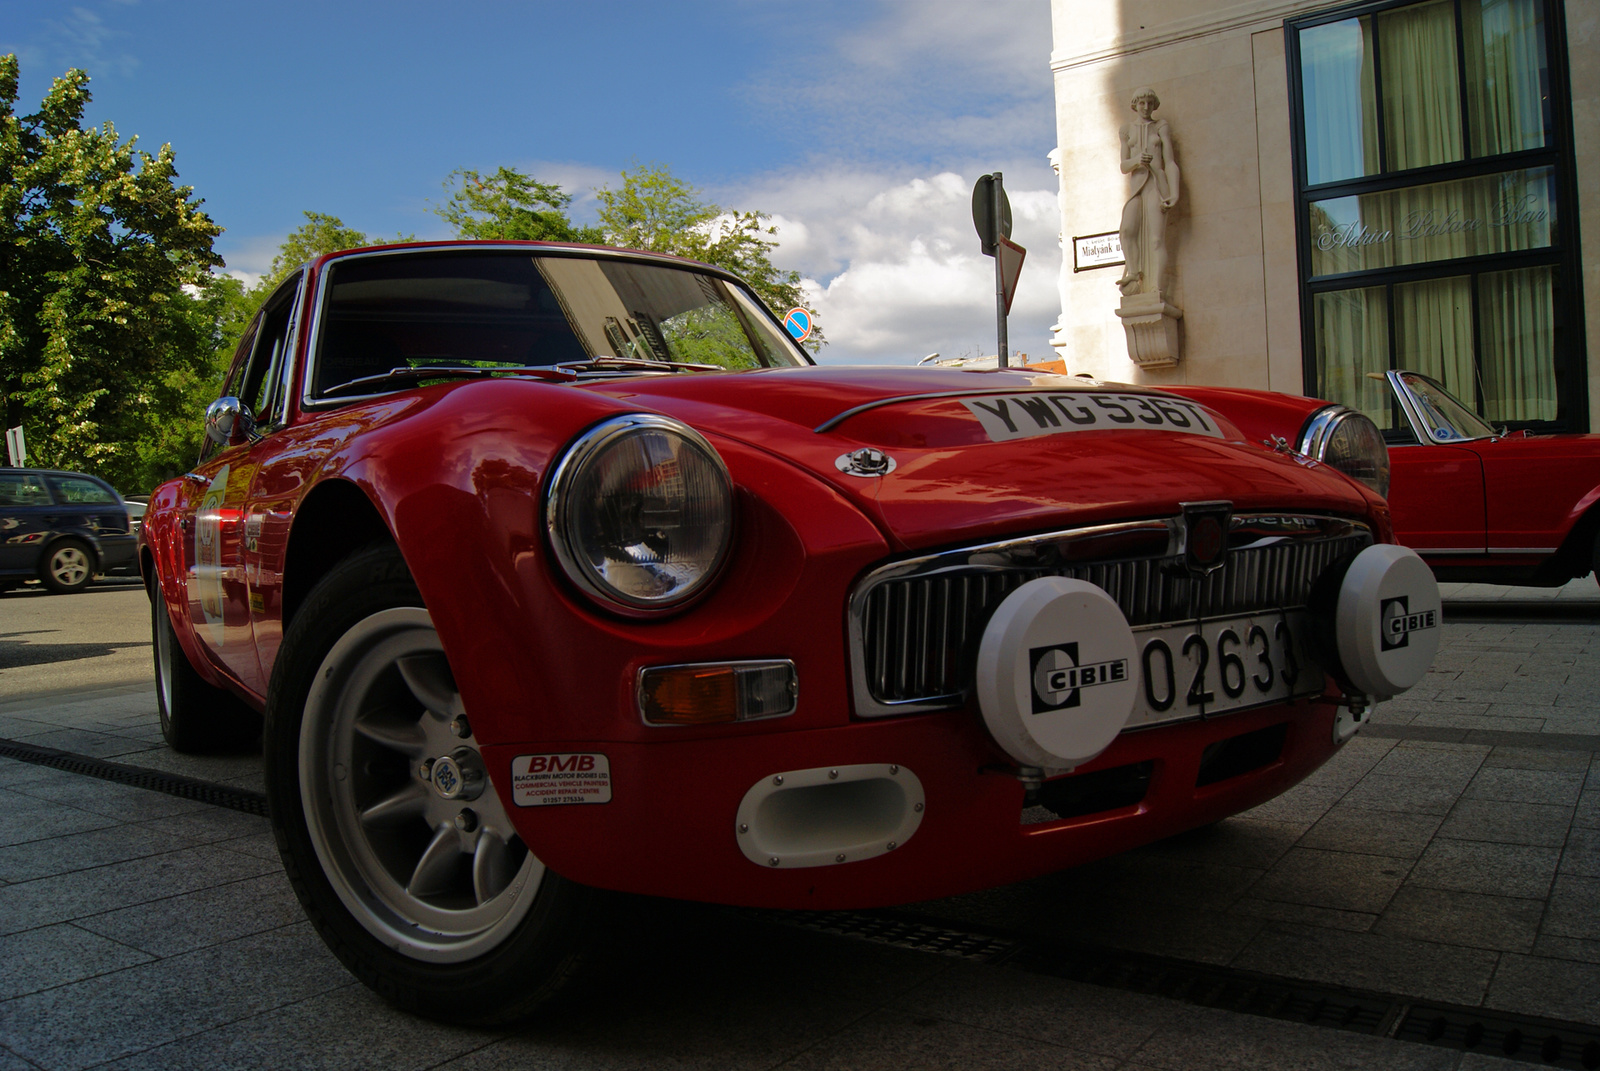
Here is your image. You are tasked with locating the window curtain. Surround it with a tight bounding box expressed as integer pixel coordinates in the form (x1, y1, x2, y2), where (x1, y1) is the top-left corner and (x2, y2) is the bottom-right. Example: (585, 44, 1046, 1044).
(1314, 287, 1393, 427)
(1395, 276, 1476, 407)
(1300, 18, 1379, 185)
(1479, 265, 1557, 421)
(1463, 0, 1549, 156)
(1378, 0, 1463, 170)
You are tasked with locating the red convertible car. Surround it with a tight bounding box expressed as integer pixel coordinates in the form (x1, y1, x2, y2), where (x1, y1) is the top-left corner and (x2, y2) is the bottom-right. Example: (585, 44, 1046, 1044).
(1177, 371, 1600, 588)
(141, 242, 1439, 1023)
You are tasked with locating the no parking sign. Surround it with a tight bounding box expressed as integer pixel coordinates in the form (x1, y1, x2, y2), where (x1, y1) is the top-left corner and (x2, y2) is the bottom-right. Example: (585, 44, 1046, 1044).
(783, 307, 813, 344)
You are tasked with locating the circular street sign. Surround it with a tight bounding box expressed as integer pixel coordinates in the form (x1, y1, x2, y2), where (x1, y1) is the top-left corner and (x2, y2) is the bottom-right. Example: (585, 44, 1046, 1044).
(783, 307, 813, 343)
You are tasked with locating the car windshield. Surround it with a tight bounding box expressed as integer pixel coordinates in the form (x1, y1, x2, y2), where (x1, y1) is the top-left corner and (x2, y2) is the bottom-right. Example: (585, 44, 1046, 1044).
(1399, 372, 1497, 442)
(310, 250, 808, 398)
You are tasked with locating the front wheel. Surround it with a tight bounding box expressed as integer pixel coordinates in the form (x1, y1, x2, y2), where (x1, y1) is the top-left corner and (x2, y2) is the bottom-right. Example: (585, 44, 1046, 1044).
(40, 538, 94, 594)
(264, 543, 599, 1025)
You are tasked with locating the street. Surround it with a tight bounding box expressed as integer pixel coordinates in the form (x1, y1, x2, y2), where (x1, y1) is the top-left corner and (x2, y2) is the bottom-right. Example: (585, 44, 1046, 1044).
(0, 579, 1597, 1070)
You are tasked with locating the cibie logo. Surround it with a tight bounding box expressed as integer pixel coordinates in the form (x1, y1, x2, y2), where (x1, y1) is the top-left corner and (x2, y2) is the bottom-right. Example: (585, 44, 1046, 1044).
(1030, 643, 1129, 714)
(1380, 596, 1438, 651)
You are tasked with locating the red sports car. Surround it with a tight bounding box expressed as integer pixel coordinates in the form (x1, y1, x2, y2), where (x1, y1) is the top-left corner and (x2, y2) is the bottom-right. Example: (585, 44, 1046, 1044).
(1176, 371, 1600, 587)
(140, 242, 1439, 1023)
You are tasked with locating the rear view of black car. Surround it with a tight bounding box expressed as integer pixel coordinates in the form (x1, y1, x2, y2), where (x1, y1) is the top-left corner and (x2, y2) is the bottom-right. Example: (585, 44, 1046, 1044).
(0, 468, 136, 594)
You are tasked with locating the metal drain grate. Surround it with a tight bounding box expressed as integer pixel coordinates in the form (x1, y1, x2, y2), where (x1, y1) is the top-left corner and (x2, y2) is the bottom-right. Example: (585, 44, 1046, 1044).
(0, 738, 269, 817)
(766, 909, 1600, 1069)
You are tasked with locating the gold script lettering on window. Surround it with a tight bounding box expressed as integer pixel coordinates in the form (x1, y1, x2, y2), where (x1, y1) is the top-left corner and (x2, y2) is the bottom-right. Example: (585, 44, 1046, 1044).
(1309, 167, 1555, 277)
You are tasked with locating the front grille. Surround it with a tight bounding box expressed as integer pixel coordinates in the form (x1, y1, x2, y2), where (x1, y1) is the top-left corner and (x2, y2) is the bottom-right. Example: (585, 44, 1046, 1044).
(848, 513, 1371, 717)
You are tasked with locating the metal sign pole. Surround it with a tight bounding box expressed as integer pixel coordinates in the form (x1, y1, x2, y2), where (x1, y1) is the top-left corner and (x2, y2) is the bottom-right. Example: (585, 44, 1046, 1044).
(993, 173, 1008, 369)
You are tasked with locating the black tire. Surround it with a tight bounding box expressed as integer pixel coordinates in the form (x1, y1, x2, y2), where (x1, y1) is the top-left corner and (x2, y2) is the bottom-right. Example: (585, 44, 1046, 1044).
(152, 590, 263, 753)
(264, 542, 600, 1025)
(39, 538, 94, 594)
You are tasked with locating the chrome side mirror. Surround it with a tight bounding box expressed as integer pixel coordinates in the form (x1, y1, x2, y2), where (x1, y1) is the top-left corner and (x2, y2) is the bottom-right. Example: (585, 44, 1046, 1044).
(205, 397, 256, 446)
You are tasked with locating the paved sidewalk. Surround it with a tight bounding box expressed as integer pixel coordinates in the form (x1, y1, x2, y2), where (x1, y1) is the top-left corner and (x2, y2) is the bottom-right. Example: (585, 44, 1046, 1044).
(0, 610, 1597, 1068)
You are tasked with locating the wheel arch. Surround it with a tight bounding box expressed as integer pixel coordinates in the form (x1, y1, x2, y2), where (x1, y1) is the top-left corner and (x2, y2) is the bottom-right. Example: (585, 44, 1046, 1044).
(1542, 485, 1600, 583)
(282, 478, 396, 629)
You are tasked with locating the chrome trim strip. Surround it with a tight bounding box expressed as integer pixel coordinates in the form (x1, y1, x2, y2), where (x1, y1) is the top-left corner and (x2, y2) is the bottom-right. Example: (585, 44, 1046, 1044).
(1413, 547, 1556, 556)
(1386, 369, 1493, 446)
(1296, 405, 1347, 460)
(846, 512, 1372, 719)
(298, 244, 809, 411)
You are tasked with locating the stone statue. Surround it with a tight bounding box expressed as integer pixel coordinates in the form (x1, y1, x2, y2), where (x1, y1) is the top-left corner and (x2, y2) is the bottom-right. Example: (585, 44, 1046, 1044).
(1116, 87, 1180, 298)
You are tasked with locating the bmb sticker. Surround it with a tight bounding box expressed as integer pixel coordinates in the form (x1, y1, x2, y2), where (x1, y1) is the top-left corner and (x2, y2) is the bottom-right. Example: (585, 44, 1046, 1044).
(1030, 643, 1129, 714)
(510, 753, 612, 806)
(1381, 596, 1438, 651)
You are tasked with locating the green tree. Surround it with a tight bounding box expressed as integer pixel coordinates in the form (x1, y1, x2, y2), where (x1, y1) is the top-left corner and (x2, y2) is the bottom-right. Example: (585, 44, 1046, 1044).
(594, 163, 822, 350)
(262, 211, 372, 289)
(434, 166, 602, 243)
(0, 55, 224, 491)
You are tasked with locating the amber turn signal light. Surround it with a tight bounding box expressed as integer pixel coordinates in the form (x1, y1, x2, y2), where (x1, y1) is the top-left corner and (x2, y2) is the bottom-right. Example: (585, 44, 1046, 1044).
(638, 661, 797, 726)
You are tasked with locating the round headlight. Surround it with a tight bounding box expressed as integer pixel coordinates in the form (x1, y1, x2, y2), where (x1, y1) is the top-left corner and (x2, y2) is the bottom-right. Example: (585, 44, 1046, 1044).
(1299, 406, 1390, 498)
(546, 414, 734, 614)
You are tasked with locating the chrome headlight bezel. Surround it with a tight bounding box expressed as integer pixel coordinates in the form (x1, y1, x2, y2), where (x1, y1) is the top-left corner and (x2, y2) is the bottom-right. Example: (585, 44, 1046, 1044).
(1298, 406, 1391, 498)
(545, 413, 734, 617)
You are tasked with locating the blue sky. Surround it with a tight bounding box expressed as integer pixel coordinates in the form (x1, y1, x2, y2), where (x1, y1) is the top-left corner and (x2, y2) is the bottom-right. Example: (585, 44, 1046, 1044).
(4, 0, 1063, 364)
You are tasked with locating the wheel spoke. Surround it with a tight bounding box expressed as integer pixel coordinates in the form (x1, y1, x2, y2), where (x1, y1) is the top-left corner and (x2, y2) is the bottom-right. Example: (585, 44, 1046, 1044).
(406, 824, 462, 898)
(396, 654, 465, 719)
(352, 717, 427, 757)
(472, 831, 514, 904)
(358, 783, 427, 827)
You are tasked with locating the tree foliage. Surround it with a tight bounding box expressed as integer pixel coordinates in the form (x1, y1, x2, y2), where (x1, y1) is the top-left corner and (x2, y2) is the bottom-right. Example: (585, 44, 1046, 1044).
(0, 54, 226, 492)
(595, 163, 821, 350)
(262, 211, 372, 289)
(434, 167, 602, 243)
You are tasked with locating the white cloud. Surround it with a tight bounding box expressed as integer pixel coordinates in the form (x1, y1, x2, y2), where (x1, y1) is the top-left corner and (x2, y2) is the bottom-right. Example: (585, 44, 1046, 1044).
(735, 167, 1064, 366)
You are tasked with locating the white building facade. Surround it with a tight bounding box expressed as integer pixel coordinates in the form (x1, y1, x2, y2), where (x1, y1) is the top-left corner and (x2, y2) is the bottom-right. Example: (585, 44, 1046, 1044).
(1049, 0, 1598, 433)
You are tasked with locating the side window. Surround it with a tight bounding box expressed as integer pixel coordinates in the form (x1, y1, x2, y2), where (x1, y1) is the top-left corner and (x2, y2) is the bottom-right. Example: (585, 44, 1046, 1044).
(48, 477, 117, 505)
(0, 472, 51, 506)
(236, 276, 303, 426)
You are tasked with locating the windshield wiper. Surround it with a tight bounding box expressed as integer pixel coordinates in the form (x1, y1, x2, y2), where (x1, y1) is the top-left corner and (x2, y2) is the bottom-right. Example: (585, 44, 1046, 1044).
(554, 355, 725, 376)
(319, 365, 573, 398)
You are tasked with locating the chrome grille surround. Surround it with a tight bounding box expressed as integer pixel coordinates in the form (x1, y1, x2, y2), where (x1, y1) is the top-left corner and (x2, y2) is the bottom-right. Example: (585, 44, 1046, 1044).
(848, 512, 1372, 718)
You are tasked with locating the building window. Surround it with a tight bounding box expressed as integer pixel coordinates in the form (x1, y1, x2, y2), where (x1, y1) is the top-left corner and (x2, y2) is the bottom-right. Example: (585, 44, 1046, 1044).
(1289, 0, 1581, 434)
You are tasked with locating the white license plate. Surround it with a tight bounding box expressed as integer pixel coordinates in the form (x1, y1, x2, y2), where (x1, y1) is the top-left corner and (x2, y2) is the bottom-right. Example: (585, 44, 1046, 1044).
(1125, 611, 1322, 728)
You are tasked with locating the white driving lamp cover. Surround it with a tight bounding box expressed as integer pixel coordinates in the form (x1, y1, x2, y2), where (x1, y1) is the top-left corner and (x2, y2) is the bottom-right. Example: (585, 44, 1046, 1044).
(976, 577, 1140, 769)
(1335, 543, 1441, 698)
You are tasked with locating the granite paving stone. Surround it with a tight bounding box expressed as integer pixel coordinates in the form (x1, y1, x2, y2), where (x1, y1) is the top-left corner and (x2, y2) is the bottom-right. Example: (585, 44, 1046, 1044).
(1227, 897, 1378, 932)
(1407, 839, 1561, 899)
(1435, 798, 1575, 847)
(1238, 783, 1346, 824)
(0, 821, 204, 884)
(0, 923, 154, 1001)
(1372, 885, 1543, 952)
(1562, 825, 1600, 876)
(1230, 924, 1499, 1006)
(0, 844, 281, 936)
(1541, 874, 1600, 941)
(1532, 934, 1600, 965)
(1482, 746, 1594, 771)
(0, 924, 352, 1071)
(0, 787, 120, 847)
(76, 871, 307, 956)
(1298, 804, 1444, 859)
(1337, 773, 1469, 816)
(767, 1007, 1123, 1071)
(98, 983, 502, 1071)
(1464, 766, 1587, 806)
(1484, 953, 1600, 1027)
(1246, 847, 1410, 914)
(11, 776, 213, 823)
(1370, 744, 1485, 786)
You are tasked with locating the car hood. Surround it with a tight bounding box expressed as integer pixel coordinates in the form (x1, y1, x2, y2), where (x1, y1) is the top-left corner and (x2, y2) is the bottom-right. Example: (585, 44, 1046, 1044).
(582, 366, 1376, 552)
